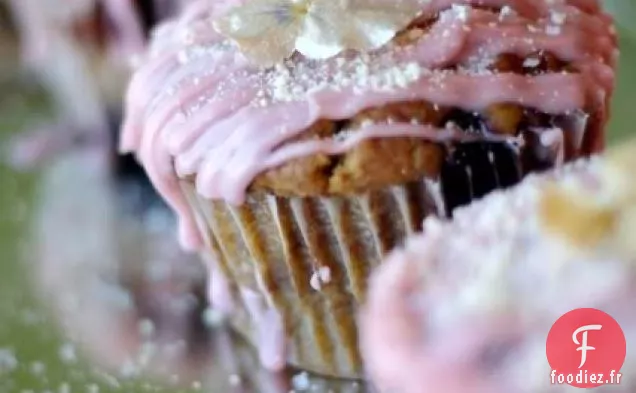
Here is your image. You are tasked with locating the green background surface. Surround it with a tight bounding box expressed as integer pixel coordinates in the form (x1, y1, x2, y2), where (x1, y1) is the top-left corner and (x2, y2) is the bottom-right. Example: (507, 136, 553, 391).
(0, 21, 635, 393)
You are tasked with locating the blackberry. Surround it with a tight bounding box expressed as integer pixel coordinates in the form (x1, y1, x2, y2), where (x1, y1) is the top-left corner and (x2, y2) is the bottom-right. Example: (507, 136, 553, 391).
(441, 142, 521, 216)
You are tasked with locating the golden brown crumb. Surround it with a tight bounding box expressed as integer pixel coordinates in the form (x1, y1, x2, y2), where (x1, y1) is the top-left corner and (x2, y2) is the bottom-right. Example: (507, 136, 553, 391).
(489, 54, 525, 73)
(246, 94, 581, 196)
(251, 115, 444, 196)
(485, 103, 523, 135)
(349, 101, 448, 128)
(489, 52, 570, 75)
(327, 137, 443, 194)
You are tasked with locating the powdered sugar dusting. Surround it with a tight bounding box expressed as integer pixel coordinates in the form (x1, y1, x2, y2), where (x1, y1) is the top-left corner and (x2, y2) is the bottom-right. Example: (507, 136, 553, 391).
(121, 0, 616, 250)
(255, 57, 427, 107)
(310, 266, 332, 291)
(361, 156, 636, 393)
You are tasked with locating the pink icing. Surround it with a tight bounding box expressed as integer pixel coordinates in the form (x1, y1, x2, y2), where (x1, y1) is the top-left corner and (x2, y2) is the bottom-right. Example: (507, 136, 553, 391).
(240, 288, 287, 371)
(197, 216, 287, 370)
(360, 159, 636, 393)
(120, 0, 616, 251)
(202, 252, 234, 315)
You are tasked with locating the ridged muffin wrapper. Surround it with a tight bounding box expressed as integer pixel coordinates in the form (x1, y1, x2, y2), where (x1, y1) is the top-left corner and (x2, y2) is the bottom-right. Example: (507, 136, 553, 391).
(181, 180, 444, 379)
(178, 107, 596, 379)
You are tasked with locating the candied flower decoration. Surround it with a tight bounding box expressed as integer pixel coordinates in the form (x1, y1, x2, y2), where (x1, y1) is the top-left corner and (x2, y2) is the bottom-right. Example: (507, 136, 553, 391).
(213, 0, 424, 66)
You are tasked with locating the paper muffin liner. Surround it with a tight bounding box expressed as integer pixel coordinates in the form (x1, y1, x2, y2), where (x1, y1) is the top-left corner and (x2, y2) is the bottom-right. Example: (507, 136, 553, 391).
(180, 179, 444, 379)
(176, 107, 595, 379)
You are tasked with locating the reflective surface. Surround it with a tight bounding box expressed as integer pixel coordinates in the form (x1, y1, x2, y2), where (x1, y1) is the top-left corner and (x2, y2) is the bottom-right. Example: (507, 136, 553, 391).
(1, 11, 636, 393)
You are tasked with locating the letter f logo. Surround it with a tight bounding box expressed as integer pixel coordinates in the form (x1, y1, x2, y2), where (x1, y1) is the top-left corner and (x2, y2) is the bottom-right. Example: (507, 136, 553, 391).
(573, 324, 603, 368)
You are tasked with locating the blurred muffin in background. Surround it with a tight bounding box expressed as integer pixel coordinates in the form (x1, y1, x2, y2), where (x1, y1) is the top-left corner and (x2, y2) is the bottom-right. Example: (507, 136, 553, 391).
(2, 2, 216, 379)
(121, 0, 618, 379)
(31, 132, 209, 379)
(30, 141, 372, 393)
(361, 140, 636, 393)
(2, 0, 190, 171)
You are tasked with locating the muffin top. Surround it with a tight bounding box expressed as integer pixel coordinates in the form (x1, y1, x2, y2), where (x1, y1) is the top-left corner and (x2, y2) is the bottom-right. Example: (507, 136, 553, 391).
(120, 0, 617, 249)
(360, 141, 636, 393)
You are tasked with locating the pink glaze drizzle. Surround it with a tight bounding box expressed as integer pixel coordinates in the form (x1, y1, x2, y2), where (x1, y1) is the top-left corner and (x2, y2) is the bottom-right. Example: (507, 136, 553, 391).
(120, 0, 616, 251)
(201, 253, 234, 315)
(240, 288, 286, 371)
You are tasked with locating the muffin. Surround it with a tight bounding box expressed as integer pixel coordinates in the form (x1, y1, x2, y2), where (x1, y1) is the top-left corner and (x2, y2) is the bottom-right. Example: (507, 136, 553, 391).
(7, 0, 141, 115)
(360, 141, 636, 392)
(120, 0, 617, 378)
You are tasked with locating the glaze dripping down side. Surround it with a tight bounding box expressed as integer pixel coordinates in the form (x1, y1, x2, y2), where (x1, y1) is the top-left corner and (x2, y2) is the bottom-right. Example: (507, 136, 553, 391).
(120, 0, 616, 250)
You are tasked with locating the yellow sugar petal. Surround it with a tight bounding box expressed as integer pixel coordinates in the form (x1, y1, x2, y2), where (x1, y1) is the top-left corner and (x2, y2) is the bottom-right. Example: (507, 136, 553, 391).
(539, 184, 617, 249)
(213, 0, 303, 66)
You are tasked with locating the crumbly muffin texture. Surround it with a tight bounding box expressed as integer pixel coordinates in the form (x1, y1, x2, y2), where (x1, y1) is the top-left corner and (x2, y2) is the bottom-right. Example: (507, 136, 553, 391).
(228, 37, 599, 198)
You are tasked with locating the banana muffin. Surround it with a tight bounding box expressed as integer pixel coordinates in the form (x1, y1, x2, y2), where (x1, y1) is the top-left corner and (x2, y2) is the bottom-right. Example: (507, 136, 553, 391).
(121, 0, 617, 378)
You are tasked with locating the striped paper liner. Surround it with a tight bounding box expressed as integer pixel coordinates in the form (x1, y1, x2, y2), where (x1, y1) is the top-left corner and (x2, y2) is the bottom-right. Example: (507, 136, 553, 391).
(181, 180, 443, 378)
(177, 109, 595, 379)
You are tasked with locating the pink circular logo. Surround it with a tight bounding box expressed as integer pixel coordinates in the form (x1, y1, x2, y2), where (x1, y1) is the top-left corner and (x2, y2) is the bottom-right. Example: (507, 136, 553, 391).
(546, 308, 626, 388)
